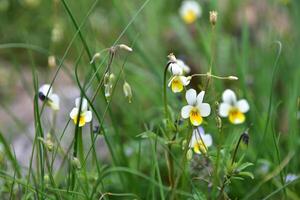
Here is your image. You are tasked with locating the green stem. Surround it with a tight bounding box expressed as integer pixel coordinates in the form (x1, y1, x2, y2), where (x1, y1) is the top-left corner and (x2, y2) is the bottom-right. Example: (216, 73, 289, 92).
(163, 62, 171, 121)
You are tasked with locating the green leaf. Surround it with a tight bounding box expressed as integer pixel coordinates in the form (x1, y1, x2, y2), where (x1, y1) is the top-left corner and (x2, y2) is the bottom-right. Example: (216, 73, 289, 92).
(238, 171, 254, 179)
(237, 162, 254, 172)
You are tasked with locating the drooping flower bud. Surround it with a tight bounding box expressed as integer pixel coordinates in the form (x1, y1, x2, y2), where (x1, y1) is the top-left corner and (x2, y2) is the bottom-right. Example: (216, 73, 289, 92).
(241, 132, 249, 145)
(209, 11, 218, 26)
(48, 55, 56, 68)
(228, 76, 238, 80)
(123, 81, 132, 103)
(45, 133, 54, 151)
(118, 44, 133, 52)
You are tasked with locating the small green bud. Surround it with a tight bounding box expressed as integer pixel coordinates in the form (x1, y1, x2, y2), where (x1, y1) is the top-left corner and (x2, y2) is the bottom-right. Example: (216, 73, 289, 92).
(186, 149, 193, 160)
(72, 157, 81, 170)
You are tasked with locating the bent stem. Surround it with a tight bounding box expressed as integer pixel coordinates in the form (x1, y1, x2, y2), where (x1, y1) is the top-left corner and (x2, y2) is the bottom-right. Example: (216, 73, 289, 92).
(163, 61, 175, 190)
(163, 62, 172, 122)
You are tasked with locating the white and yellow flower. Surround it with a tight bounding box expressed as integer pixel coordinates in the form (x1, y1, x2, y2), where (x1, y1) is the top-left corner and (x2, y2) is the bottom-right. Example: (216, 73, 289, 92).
(179, 0, 202, 24)
(38, 84, 60, 110)
(69, 97, 92, 127)
(219, 89, 250, 124)
(181, 89, 211, 126)
(168, 62, 191, 93)
(189, 126, 212, 154)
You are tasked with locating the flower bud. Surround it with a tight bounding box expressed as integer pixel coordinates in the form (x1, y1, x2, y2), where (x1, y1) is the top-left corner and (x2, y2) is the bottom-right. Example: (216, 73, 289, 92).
(215, 116, 222, 129)
(209, 11, 218, 26)
(109, 73, 115, 83)
(118, 44, 133, 52)
(241, 132, 249, 145)
(228, 76, 238, 80)
(123, 81, 132, 103)
(45, 133, 54, 152)
(48, 55, 56, 68)
(186, 149, 193, 160)
(90, 52, 101, 64)
(71, 157, 81, 170)
(105, 84, 112, 100)
(44, 174, 50, 184)
(104, 72, 110, 85)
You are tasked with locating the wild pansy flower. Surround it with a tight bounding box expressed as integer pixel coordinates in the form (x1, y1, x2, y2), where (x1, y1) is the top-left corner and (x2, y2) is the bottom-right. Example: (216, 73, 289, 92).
(181, 89, 211, 126)
(219, 89, 249, 124)
(69, 97, 92, 127)
(38, 84, 60, 111)
(189, 126, 212, 154)
(179, 0, 202, 24)
(167, 54, 191, 93)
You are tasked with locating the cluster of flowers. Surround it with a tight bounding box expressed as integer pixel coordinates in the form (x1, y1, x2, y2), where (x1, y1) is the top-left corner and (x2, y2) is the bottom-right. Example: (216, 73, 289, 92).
(167, 55, 250, 156)
(38, 84, 92, 127)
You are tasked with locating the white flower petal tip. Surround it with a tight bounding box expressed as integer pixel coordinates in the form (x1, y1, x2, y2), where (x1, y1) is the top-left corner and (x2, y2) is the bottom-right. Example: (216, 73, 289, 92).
(219, 89, 250, 124)
(179, 0, 202, 24)
(182, 89, 211, 126)
(189, 127, 212, 155)
(70, 97, 92, 127)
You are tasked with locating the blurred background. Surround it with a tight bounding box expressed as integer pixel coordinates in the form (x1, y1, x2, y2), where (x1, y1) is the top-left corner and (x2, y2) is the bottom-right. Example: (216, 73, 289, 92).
(0, 0, 299, 198)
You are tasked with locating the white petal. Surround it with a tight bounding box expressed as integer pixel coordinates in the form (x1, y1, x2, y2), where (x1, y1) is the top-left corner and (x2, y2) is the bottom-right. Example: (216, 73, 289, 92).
(177, 59, 190, 74)
(179, 76, 190, 86)
(203, 134, 213, 147)
(39, 84, 52, 96)
(237, 99, 250, 113)
(186, 89, 197, 105)
(190, 126, 205, 147)
(219, 103, 231, 117)
(168, 63, 183, 75)
(168, 76, 175, 87)
(49, 93, 60, 110)
(70, 108, 79, 119)
(179, 0, 202, 17)
(222, 89, 237, 104)
(197, 91, 205, 104)
(198, 103, 211, 117)
(189, 131, 197, 148)
(84, 111, 92, 123)
(75, 97, 88, 111)
(181, 105, 193, 119)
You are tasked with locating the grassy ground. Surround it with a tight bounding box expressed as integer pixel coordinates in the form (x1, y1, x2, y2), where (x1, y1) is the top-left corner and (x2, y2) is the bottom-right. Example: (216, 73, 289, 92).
(0, 0, 299, 199)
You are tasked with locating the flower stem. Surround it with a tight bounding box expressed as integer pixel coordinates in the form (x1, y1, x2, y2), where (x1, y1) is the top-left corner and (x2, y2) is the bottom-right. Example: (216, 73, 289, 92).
(231, 133, 244, 165)
(163, 62, 171, 121)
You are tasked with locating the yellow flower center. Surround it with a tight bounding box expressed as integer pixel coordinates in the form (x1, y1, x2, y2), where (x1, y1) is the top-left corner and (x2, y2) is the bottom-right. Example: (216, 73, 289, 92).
(228, 107, 245, 124)
(189, 107, 202, 126)
(183, 10, 197, 24)
(193, 140, 207, 154)
(72, 114, 86, 127)
(171, 76, 184, 93)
